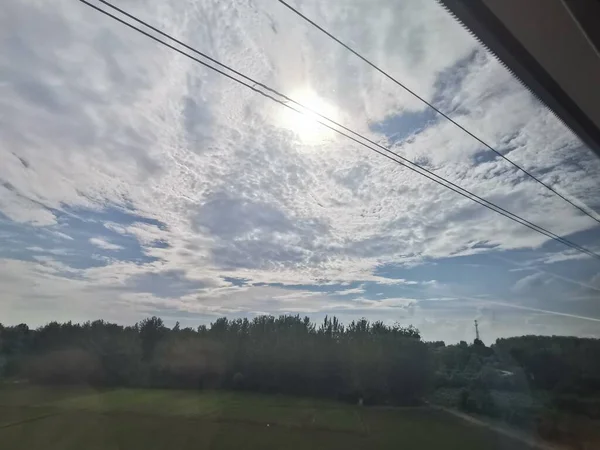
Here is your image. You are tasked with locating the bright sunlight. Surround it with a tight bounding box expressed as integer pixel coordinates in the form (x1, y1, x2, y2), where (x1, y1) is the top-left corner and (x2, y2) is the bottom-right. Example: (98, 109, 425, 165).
(280, 89, 339, 144)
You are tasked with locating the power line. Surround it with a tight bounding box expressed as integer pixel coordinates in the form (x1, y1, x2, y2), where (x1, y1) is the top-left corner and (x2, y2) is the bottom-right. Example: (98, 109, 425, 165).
(277, 0, 600, 226)
(80, 0, 600, 260)
(88, 0, 599, 259)
(78, 0, 600, 260)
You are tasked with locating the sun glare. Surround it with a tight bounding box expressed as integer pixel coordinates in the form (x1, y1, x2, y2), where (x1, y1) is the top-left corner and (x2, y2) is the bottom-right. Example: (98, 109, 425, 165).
(280, 89, 339, 144)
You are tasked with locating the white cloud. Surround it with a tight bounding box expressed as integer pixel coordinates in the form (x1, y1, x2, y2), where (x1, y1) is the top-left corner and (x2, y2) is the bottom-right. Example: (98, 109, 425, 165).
(26, 247, 72, 256)
(588, 273, 600, 294)
(512, 272, 547, 293)
(89, 237, 124, 251)
(333, 285, 366, 296)
(539, 250, 593, 265)
(49, 230, 74, 241)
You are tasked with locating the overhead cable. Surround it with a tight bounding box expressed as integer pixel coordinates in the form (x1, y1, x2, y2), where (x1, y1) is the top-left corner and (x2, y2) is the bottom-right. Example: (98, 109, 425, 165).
(78, 0, 600, 260)
(277, 0, 600, 226)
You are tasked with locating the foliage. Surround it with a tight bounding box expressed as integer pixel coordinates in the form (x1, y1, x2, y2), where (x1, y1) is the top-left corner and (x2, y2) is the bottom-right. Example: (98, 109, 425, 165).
(3, 315, 599, 445)
(0, 315, 428, 405)
(429, 334, 600, 445)
(493, 335, 600, 394)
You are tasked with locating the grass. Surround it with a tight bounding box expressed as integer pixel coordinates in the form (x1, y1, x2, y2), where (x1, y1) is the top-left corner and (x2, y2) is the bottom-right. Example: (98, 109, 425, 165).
(428, 387, 546, 410)
(0, 385, 536, 450)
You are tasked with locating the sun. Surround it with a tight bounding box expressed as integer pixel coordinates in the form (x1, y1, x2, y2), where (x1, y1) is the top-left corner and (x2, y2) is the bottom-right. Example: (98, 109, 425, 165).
(280, 89, 339, 144)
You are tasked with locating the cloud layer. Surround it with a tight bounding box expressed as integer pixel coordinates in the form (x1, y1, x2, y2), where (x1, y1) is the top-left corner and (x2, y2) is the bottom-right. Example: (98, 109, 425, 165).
(1, 0, 599, 342)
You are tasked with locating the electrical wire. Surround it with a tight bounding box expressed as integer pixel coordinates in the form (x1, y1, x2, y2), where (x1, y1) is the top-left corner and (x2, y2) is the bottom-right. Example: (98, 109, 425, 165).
(78, 0, 600, 260)
(277, 0, 600, 226)
(90, 0, 597, 258)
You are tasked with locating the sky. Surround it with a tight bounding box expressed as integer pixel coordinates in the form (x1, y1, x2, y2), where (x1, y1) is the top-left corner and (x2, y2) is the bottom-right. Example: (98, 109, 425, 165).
(1, 0, 600, 343)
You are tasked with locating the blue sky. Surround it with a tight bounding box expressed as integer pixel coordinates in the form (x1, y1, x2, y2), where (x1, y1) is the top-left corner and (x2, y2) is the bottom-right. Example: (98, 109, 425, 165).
(1, 0, 599, 343)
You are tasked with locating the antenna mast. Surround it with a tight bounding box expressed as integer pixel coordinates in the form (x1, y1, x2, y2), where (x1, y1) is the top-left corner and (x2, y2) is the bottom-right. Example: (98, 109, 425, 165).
(474, 320, 480, 341)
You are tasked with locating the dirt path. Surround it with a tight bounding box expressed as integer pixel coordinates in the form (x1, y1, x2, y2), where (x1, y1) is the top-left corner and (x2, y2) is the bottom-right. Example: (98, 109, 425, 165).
(431, 405, 568, 450)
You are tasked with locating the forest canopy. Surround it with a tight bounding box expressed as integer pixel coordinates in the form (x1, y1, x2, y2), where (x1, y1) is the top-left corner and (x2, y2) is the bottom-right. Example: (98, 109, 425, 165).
(1, 315, 599, 418)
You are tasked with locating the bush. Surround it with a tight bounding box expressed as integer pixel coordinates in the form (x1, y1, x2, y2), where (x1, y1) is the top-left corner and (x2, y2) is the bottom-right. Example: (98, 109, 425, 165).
(24, 349, 101, 385)
(458, 386, 497, 417)
(153, 337, 225, 388)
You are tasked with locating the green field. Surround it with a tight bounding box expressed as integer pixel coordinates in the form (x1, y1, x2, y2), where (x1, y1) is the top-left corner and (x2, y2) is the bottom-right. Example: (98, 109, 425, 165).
(0, 386, 535, 449)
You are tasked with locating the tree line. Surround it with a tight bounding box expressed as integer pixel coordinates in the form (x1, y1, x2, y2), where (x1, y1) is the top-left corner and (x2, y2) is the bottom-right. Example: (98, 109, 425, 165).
(430, 335, 600, 447)
(0, 315, 428, 405)
(432, 336, 600, 401)
(2, 316, 599, 447)
(1, 316, 599, 419)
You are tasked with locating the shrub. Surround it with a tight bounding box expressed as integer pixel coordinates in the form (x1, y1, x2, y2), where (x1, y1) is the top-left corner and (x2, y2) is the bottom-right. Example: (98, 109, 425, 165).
(24, 349, 101, 385)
